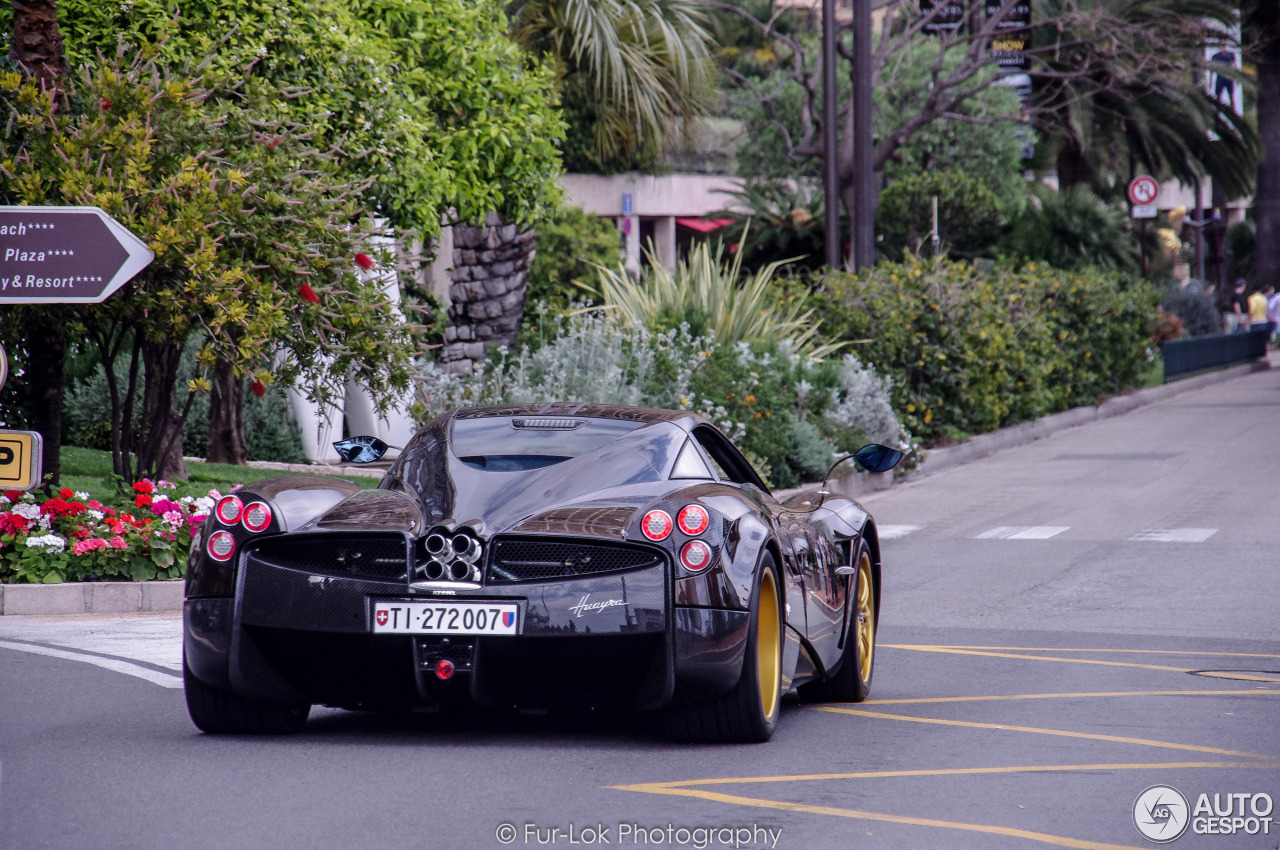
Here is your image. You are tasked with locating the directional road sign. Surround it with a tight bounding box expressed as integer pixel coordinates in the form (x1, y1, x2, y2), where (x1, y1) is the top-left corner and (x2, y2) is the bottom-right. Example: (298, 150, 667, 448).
(1127, 176, 1159, 207)
(0, 206, 153, 304)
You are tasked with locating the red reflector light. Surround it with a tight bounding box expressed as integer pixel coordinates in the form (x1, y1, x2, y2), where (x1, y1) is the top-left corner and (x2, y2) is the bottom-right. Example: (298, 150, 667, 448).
(641, 510, 673, 541)
(680, 540, 713, 572)
(242, 502, 272, 532)
(435, 660, 455, 680)
(207, 530, 236, 562)
(677, 504, 710, 535)
(215, 496, 243, 525)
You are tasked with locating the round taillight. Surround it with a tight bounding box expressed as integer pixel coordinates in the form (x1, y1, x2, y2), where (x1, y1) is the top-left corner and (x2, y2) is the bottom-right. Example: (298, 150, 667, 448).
(207, 530, 236, 562)
(215, 495, 243, 525)
(680, 540, 713, 572)
(242, 501, 272, 533)
(641, 509, 673, 541)
(435, 659, 455, 680)
(677, 504, 710, 536)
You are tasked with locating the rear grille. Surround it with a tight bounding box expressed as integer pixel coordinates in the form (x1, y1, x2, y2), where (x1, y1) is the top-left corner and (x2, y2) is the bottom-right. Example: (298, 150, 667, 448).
(247, 534, 408, 583)
(486, 537, 663, 583)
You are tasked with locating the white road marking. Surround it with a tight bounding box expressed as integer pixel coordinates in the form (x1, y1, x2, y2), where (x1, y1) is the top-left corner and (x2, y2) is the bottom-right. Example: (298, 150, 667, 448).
(1129, 528, 1218, 543)
(975, 526, 1071, 540)
(0, 640, 183, 688)
(878, 525, 922, 540)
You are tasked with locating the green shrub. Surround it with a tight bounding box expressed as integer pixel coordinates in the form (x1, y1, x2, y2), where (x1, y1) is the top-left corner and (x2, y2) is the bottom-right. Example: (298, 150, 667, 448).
(414, 312, 909, 489)
(1001, 187, 1138, 273)
(876, 171, 1005, 260)
(524, 204, 621, 321)
(811, 257, 1156, 443)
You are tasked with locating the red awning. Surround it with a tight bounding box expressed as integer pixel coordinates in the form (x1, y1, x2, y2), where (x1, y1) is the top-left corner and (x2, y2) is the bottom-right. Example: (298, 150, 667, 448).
(675, 217, 734, 233)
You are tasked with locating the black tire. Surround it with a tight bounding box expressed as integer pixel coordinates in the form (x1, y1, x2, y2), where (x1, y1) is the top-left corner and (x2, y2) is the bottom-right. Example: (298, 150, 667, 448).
(802, 539, 876, 703)
(663, 554, 783, 743)
(184, 656, 310, 735)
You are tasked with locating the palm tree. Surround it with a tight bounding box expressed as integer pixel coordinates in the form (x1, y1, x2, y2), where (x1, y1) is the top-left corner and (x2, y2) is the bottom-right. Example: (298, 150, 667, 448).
(1243, 0, 1279, 289)
(1031, 0, 1260, 200)
(507, 0, 716, 170)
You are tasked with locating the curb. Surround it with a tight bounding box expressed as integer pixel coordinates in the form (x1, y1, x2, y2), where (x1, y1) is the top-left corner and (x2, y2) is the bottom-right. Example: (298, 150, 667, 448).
(4, 357, 1270, 616)
(0, 580, 183, 616)
(784, 357, 1271, 502)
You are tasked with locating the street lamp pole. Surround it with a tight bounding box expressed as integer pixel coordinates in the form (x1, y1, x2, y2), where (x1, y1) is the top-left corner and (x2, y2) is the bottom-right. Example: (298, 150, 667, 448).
(822, 0, 841, 270)
(851, 0, 874, 270)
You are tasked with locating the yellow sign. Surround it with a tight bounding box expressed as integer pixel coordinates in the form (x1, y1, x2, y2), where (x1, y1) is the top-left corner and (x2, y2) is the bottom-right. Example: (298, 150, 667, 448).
(0, 430, 42, 490)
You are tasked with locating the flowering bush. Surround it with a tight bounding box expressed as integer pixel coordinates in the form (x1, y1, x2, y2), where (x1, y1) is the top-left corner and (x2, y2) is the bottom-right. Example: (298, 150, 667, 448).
(416, 312, 915, 490)
(0, 482, 218, 584)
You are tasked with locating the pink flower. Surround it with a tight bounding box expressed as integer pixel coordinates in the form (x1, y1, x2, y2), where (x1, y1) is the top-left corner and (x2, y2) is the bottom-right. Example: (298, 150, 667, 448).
(109, 536, 127, 549)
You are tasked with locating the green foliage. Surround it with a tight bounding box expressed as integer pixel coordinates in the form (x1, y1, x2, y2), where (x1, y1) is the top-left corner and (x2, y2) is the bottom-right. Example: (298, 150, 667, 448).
(5, 0, 565, 232)
(0, 54, 417, 477)
(415, 313, 909, 490)
(734, 38, 1027, 213)
(1001, 187, 1138, 273)
(876, 171, 1005, 260)
(810, 257, 1157, 443)
(590, 239, 841, 358)
(524, 204, 621, 318)
(712, 180, 831, 273)
(509, 0, 715, 173)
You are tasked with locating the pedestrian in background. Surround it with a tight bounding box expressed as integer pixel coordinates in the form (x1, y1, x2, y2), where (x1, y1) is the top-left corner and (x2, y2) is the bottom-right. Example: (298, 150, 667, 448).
(1248, 283, 1270, 332)
(1228, 278, 1248, 332)
(1265, 283, 1280, 345)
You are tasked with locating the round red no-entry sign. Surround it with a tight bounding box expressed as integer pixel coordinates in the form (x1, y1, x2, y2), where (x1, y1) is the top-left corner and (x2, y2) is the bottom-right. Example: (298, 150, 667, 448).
(1127, 176, 1159, 207)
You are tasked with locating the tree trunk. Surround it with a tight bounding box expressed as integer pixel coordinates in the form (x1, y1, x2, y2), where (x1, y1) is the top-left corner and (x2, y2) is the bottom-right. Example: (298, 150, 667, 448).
(23, 315, 65, 487)
(440, 214, 536, 373)
(1056, 141, 1094, 190)
(138, 339, 188, 481)
(8, 0, 68, 87)
(205, 359, 247, 465)
(1252, 1, 1280, 290)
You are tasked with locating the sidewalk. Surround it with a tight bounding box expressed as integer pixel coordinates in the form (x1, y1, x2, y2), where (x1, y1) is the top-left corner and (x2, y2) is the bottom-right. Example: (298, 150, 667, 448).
(3, 354, 1270, 617)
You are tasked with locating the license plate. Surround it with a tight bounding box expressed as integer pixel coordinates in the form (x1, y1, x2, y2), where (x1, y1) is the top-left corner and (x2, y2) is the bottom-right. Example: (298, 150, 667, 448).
(372, 601, 519, 635)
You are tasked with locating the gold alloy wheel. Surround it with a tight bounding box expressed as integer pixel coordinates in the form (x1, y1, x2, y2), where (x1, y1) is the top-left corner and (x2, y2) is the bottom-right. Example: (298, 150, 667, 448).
(757, 568, 782, 723)
(856, 551, 875, 683)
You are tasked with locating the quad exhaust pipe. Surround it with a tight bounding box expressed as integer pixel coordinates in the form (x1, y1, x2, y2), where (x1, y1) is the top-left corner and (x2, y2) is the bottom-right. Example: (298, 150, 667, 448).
(418, 528, 483, 581)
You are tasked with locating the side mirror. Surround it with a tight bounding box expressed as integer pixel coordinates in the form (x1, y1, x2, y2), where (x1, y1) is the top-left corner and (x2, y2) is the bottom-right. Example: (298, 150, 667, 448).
(853, 443, 904, 474)
(333, 436, 391, 464)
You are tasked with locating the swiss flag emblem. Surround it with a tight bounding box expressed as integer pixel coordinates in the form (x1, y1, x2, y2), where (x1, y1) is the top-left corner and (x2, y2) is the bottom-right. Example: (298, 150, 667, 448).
(376, 609, 389, 626)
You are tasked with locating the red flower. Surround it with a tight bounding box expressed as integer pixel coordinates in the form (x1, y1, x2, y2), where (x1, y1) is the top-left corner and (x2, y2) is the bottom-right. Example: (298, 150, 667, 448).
(99, 97, 111, 111)
(354, 253, 375, 270)
(250, 380, 266, 398)
(132, 480, 154, 494)
(59, 488, 73, 499)
(4, 491, 24, 501)
(0, 513, 29, 535)
(298, 284, 320, 304)
(135, 494, 153, 508)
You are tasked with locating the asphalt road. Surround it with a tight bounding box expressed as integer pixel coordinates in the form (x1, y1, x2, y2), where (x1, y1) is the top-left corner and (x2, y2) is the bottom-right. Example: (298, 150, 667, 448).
(2, 366, 1278, 850)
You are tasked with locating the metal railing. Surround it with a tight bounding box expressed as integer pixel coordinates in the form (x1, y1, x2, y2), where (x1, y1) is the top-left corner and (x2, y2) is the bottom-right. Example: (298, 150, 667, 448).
(1163, 329, 1269, 382)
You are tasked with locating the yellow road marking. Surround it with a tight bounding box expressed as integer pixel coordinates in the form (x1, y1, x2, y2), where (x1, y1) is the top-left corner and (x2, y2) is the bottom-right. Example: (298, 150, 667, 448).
(884, 645, 1280, 660)
(881, 645, 1195, 673)
(864, 689, 1280, 705)
(611, 761, 1280, 789)
(820, 706, 1276, 760)
(1189, 671, 1280, 683)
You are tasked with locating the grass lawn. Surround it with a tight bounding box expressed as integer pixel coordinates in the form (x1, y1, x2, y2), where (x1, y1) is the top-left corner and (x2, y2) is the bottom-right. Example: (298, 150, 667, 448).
(1139, 359, 1164, 388)
(57, 446, 380, 504)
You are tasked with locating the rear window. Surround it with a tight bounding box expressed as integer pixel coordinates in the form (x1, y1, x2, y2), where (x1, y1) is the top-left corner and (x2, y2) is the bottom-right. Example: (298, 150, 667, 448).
(450, 416, 646, 471)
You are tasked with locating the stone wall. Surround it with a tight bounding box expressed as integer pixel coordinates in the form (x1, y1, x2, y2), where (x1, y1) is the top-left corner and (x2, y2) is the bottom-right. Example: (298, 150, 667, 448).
(441, 213, 535, 372)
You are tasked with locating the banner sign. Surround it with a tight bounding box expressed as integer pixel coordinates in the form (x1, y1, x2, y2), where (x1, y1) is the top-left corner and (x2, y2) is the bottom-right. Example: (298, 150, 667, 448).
(985, 0, 1031, 70)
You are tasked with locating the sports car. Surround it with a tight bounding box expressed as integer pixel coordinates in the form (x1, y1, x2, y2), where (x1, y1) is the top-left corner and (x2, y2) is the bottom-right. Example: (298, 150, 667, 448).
(183, 403, 902, 742)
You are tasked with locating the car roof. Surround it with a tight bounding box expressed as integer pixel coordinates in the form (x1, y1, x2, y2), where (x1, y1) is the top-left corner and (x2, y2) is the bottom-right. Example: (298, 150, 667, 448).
(451, 403, 711, 429)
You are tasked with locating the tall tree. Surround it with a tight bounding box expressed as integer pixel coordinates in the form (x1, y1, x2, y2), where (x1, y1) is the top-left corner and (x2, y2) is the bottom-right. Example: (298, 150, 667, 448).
(507, 0, 716, 171)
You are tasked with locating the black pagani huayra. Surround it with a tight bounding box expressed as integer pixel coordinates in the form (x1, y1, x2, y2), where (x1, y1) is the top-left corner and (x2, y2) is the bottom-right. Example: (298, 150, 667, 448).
(183, 404, 902, 742)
